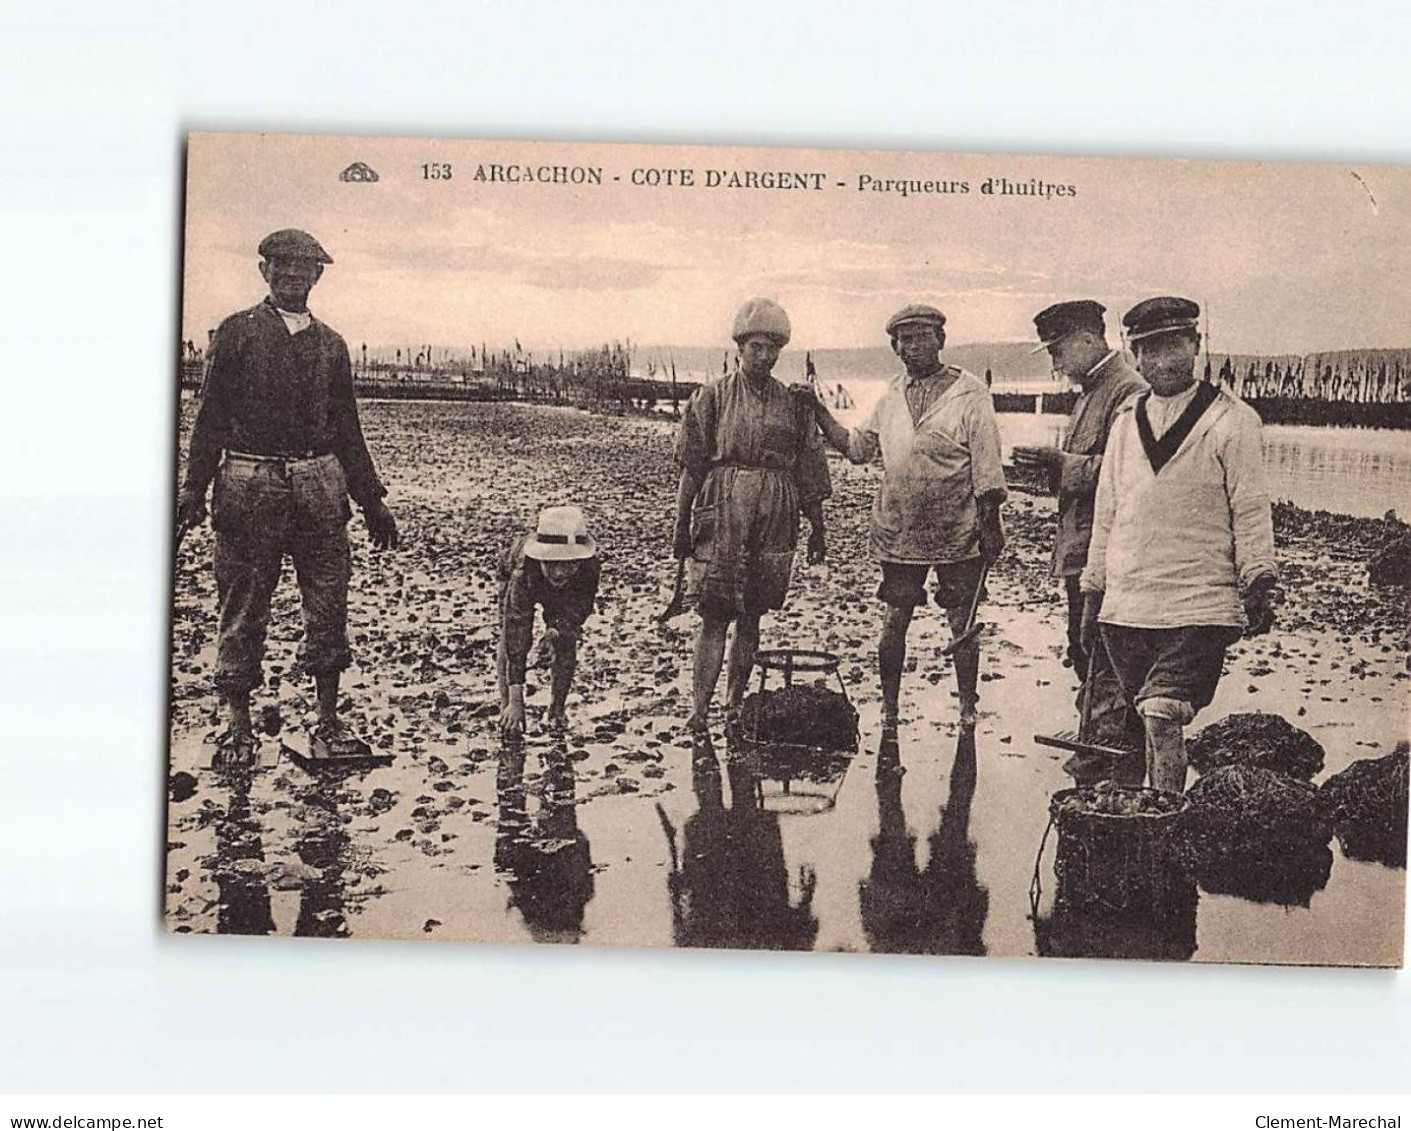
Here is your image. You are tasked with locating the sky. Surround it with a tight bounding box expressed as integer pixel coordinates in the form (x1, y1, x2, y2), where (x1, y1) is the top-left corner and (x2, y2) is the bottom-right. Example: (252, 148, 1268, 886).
(182, 132, 1411, 357)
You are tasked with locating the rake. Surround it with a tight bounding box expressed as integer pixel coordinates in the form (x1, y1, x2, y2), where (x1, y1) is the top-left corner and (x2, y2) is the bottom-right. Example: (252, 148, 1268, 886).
(1033, 645, 1135, 761)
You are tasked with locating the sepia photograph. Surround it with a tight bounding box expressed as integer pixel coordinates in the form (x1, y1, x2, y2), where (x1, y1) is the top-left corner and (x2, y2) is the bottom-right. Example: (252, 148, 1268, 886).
(165, 131, 1409, 966)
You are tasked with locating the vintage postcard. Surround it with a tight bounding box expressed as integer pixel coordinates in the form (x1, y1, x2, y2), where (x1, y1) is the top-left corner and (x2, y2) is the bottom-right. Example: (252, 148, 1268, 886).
(167, 131, 1408, 964)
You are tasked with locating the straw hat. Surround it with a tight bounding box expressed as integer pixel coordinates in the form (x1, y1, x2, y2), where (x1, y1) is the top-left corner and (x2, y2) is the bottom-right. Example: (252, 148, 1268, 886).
(524, 505, 597, 562)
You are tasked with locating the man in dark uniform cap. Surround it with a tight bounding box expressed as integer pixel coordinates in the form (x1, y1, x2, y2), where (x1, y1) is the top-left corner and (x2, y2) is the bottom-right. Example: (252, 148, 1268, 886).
(1014, 300, 1147, 781)
(801, 303, 1006, 732)
(176, 228, 400, 766)
(1079, 296, 1278, 792)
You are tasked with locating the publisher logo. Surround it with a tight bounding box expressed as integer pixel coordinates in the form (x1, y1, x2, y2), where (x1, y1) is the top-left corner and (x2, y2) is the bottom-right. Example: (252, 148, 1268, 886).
(339, 161, 379, 183)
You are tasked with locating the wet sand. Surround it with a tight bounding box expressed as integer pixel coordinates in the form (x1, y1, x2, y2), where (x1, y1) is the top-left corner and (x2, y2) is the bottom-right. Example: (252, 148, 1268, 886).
(165, 399, 1408, 965)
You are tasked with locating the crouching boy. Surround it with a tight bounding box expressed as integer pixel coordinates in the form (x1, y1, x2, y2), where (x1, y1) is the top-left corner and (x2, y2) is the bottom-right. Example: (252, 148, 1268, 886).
(497, 506, 602, 737)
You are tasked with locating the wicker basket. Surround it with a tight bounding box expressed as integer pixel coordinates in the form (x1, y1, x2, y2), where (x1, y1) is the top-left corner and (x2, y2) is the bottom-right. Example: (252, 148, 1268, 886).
(1048, 785, 1192, 916)
(736, 649, 860, 756)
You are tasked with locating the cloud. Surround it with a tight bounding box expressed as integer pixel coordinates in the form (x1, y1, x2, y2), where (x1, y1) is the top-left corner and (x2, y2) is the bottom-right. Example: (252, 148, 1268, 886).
(371, 242, 665, 291)
(182, 135, 1411, 353)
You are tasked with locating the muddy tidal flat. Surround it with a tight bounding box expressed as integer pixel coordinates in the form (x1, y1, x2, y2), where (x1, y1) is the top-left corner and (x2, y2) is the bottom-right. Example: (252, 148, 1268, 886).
(165, 398, 1409, 965)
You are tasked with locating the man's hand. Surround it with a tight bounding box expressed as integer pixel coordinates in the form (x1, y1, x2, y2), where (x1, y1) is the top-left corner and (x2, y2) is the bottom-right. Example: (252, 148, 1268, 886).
(175, 487, 207, 535)
(1011, 445, 1065, 473)
(499, 690, 526, 739)
(1243, 573, 1280, 637)
(1080, 591, 1103, 661)
(673, 517, 694, 561)
(364, 498, 400, 550)
(789, 382, 822, 416)
(806, 523, 826, 565)
(793, 385, 852, 455)
(977, 510, 1006, 564)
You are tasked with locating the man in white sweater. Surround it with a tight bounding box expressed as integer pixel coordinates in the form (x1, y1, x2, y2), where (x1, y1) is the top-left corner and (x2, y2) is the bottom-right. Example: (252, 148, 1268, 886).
(1079, 296, 1278, 792)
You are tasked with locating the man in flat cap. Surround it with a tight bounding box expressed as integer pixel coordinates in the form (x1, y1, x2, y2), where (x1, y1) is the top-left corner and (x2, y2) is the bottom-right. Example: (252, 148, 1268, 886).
(1014, 300, 1147, 781)
(800, 304, 1006, 732)
(1079, 296, 1278, 793)
(176, 229, 400, 767)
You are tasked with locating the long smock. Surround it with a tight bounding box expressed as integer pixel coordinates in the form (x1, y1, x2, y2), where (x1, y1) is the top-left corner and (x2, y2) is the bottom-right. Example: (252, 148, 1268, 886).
(675, 371, 832, 617)
(846, 367, 1006, 564)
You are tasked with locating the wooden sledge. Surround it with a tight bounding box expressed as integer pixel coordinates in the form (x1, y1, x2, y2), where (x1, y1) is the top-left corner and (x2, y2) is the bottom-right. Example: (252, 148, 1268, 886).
(283, 728, 393, 772)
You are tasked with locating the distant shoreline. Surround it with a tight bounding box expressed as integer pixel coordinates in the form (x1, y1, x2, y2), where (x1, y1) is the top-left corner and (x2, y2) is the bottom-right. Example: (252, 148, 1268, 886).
(339, 382, 1411, 432)
(175, 374, 1411, 432)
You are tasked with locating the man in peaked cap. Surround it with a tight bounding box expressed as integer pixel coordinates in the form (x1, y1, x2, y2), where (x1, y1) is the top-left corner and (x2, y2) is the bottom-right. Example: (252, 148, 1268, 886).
(176, 228, 400, 767)
(1014, 300, 1148, 782)
(801, 303, 1007, 733)
(1079, 296, 1278, 793)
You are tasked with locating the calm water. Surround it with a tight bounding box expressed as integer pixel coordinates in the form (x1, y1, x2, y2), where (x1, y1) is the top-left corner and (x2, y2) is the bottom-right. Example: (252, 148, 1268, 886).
(169, 599, 1408, 965)
(830, 378, 1411, 518)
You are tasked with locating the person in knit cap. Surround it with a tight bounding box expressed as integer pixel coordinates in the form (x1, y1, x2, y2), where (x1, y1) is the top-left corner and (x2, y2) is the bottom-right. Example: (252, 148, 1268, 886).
(1080, 296, 1279, 793)
(673, 298, 831, 735)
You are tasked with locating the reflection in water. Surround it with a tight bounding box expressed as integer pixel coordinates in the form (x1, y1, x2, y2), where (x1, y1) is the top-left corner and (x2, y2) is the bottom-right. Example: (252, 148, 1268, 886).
(1033, 805, 1342, 958)
(751, 743, 854, 815)
(1033, 889, 1198, 962)
(1260, 427, 1411, 517)
(494, 741, 595, 944)
(860, 730, 988, 956)
(211, 773, 353, 938)
(214, 776, 275, 936)
(662, 737, 819, 951)
(1195, 839, 1334, 908)
(1336, 824, 1408, 870)
(293, 785, 351, 939)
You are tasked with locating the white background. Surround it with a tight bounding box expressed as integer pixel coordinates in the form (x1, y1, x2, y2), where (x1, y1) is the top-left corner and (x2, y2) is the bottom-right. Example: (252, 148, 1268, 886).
(1, 0, 1408, 1094)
